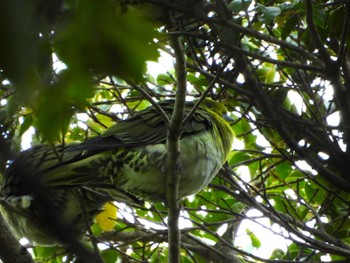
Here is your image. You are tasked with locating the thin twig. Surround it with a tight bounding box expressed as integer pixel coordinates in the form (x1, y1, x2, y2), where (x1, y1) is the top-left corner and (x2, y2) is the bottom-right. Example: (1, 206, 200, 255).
(183, 57, 231, 125)
(128, 81, 170, 125)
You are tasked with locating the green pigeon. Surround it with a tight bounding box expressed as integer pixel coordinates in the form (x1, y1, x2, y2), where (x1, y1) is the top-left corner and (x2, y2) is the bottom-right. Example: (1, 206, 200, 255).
(0, 99, 234, 245)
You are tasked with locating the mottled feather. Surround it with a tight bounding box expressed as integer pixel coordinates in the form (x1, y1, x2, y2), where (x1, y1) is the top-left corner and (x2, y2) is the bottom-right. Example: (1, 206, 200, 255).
(0, 99, 234, 245)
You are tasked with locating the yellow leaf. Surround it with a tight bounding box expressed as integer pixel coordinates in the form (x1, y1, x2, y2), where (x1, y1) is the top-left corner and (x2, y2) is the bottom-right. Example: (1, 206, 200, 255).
(95, 202, 118, 232)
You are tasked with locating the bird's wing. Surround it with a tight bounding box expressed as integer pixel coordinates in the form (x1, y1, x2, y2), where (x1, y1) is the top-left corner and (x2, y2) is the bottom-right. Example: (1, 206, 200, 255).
(1, 144, 143, 206)
(73, 101, 213, 152)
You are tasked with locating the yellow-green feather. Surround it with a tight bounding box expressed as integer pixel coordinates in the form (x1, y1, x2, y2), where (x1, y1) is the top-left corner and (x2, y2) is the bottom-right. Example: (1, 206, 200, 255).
(0, 99, 235, 245)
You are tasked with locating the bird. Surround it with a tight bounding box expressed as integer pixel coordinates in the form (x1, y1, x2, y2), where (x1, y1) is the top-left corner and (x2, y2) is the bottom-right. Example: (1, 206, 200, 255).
(0, 99, 234, 245)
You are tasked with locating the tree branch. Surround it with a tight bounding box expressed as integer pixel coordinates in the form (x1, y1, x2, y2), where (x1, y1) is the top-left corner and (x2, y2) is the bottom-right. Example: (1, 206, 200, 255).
(166, 10, 188, 263)
(305, 0, 350, 156)
(0, 214, 34, 263)
(220, 42, 324, 72)
(231, 45, 350, 192)
(128, 81, 170, 125)
(207, 17, 323, 66)
(217, 169, 350, 257)
(305, 0, 332, 63)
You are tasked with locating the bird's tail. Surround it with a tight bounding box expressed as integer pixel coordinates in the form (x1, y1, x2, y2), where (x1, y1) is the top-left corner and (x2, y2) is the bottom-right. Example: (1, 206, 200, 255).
(2, 144, 142, 207)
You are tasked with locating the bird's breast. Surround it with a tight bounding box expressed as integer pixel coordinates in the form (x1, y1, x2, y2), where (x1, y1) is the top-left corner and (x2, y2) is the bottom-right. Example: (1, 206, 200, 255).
(115, 130, 226, 201)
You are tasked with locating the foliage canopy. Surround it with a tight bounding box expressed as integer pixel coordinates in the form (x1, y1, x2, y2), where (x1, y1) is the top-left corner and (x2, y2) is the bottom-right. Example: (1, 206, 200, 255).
(1, 0, 350, 262)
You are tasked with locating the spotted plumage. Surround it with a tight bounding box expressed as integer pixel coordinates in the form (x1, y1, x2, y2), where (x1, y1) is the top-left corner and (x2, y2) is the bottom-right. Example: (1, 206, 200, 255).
(0, 99, 234, 245)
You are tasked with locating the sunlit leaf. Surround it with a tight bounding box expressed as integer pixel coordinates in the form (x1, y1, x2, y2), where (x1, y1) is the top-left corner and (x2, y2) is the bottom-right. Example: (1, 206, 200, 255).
(246, 228, 261, 248)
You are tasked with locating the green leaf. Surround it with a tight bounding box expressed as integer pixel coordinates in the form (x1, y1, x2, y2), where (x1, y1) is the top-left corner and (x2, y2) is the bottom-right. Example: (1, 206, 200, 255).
(296, 206, 308, 220)
(329, 7, 345, 39)
(270, 248, 285, 259)
(28, 67, 95, 142)
(69, 126, 85, 141)
(231, 202, 246, 213)
(228, 151, 250, 166)
(281, 15, 298, 40)
(275, 162, 292, 180)
(33, 246, 63, 262)
(246, 228, 261, 248)
(259, 5, 281, 24)
(157, 73, 175, 86)
(55, 0, 159, 81)
(101, 249, 119, 263)
(286, 243, 300, 259)
(256, 63, 276, 83)
(0, 1, 39, 98)
(5, 94, 20, 118)
(35, 94, 73, 141)
(218, 17, 242, 47)
(19, 115, 33, 136)
(91, 222, 103, 237)
(312, 6, 326, 28)
(304, 181, 326, 205)
(285, 170, 305, 183)
(228, 0, 252, 13)
(271, 196, 287, 213)
(187, 73, 208, 91)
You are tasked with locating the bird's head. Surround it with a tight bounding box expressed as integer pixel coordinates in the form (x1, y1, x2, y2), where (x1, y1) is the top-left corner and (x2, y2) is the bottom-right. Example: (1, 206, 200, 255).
(199, 99, 235, 124)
